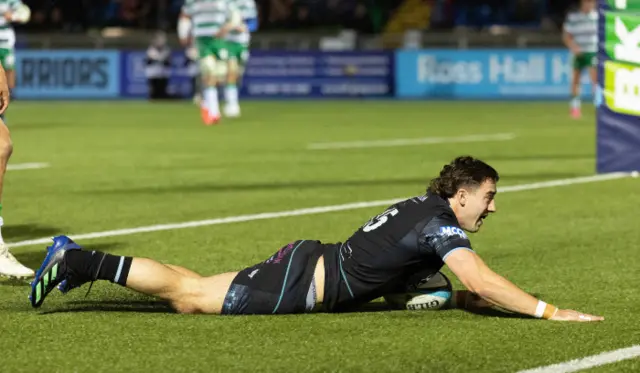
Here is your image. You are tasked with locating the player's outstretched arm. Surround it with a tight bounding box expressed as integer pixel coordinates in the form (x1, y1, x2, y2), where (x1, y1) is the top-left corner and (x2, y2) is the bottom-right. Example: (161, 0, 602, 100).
(450, 290, 493, 310)
(444, 249, 603, 322)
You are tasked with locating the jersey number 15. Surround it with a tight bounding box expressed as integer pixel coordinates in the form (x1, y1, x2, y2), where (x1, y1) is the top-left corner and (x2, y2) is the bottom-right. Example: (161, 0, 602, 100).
(362, 208, 399, 232)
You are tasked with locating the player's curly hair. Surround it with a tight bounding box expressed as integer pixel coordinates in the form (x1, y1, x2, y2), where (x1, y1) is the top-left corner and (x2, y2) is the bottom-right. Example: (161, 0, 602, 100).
(427, 156, 499, 199)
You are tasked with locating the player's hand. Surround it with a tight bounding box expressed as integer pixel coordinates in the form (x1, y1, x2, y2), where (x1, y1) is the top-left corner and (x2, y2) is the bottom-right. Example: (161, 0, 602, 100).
(550, 309, 604, 322)
(3, 11, 11, 21)
(216, 25, 229, 38)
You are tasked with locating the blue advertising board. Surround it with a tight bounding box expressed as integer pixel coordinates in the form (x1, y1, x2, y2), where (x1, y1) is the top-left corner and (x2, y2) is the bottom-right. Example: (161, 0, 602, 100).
(120, 50, 196, 98)
(14, 50, 120, 99)
(9, 49, 603, 101)
(240, 51, 394, 98)
(395, 49, 594, 99)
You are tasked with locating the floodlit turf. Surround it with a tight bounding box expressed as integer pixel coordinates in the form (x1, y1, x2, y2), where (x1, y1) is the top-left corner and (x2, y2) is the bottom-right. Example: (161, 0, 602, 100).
(0, 101, 638, 373)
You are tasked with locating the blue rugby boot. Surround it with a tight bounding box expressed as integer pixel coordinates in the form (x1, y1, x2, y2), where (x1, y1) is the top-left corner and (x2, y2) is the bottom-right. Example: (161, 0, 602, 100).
(29, 235, 83, 308)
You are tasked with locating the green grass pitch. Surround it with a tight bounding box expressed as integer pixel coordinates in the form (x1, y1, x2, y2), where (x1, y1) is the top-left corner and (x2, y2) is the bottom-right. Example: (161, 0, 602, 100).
(0, 101, 638, 372)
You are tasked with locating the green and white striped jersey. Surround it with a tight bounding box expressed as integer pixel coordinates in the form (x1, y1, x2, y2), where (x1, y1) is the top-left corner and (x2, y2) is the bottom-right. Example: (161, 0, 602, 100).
(563, 10, 599, 53)
(0, 0, 23, 50)
(226, 0, 257, 45)
(182, 0, 229, 38)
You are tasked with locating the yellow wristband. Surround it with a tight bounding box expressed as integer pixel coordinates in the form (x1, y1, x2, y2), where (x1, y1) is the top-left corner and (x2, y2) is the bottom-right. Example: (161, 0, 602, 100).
(543, 304, 558, 320)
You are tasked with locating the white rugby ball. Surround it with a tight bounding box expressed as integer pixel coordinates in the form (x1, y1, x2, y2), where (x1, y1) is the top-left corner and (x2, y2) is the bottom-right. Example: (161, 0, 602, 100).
(12, 4, 30, 23)
(384, 272, 453, 311)
(228, 8, 243, 27)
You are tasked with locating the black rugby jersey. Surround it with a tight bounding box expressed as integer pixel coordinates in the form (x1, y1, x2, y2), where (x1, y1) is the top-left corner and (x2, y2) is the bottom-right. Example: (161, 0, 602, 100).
(322, 190, 473, 312)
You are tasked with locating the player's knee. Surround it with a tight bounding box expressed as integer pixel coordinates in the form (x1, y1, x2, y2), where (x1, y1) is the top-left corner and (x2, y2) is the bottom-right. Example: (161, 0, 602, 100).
(199, 56, 216, 76)
(226, 61, 238, 81)
(200, 57, 219, 87)
(172, 300, 200, 314)
(227, 72, 237, 85)
(6, 69, 15, 89)
(0, 132, 13, 160)
(216, 63, 227, 80)
(170, 277, 208, 314)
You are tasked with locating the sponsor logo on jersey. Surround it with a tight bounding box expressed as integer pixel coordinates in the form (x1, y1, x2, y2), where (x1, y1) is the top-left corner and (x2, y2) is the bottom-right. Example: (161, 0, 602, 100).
(265, 242, 295, 264)
(439, 226, 468, 239)
(247, 269, 260, 279)
(339, 242, 353, 261)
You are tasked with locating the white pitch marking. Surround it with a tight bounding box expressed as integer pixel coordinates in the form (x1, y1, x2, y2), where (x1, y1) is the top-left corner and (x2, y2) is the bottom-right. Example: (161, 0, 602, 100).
(516, 345, 640, 373)
(308, 133, 516, 150)
(7, 162, 49, 171)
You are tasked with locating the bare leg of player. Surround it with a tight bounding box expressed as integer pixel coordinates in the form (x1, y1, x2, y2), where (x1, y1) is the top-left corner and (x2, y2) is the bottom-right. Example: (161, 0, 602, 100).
(30, 234, 238, 313)
(0, 122, 33, 278)
(165, 264, 202, 278)
(570, 69, 582, 119)
(6, 69, 14, 91)
(200, 55, 221, 125)
(223, 59, 240, 118)
(30, 236, 326, 314)
(29, 240, 237, 313)
(0, 124, 13, 218)
(192, 74, 202, 106)
(125, 258, 236, 314)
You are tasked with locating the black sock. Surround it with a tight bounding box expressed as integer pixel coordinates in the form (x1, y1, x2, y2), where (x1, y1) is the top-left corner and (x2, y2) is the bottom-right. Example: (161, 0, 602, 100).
(65, 250, 133, 286)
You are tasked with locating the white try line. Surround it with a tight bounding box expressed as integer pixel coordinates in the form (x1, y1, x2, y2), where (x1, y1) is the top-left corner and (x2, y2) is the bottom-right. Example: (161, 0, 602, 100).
(516, 345, 640, 373)
(308, 133, 516, 150)
(8, 172, 631, 248)
(7, 162, 49, 171)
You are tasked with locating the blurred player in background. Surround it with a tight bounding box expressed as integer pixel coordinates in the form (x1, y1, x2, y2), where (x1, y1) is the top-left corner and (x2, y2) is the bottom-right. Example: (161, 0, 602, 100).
(178, 0, 231, 125)
(562, 0, 598, 119)
(0, 0, 32, 279)
(218, 0, 257, 118)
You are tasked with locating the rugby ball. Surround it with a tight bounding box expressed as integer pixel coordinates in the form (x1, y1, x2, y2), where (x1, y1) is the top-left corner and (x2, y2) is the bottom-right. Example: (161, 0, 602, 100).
(384, 272, 453, 311)
(228, 8, 243, 27)
(12, 4, 30, 23)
